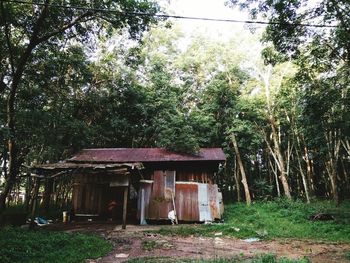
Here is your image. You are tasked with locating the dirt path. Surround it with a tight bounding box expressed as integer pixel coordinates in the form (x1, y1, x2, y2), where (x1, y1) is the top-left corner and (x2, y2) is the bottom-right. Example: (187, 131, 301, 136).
(47, 223, 350, 262)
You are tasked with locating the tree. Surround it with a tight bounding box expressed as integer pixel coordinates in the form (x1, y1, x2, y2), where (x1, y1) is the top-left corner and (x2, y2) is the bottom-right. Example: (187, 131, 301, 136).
(228, 0, 350, 202)
(0, 0, 159, 212)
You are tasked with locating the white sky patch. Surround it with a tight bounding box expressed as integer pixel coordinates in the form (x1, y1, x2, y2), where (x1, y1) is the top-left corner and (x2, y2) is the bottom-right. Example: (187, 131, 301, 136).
(160, 0, 264, 41)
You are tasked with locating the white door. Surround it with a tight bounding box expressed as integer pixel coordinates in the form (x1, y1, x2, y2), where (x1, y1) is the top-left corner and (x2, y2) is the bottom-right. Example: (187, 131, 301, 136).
(198, 183, 212, 222)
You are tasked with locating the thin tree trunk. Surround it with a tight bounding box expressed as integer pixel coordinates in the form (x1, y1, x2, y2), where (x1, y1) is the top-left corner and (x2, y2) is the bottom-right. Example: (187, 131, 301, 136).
(233, 156, 241, 202)
(324, 131, 341, 204)
(341, 140, 350, 196)
(325, 157, 338, 203)
(29, 178, 41, 229)
(42, 178, 53, 212)
(341, 158, 349, 197)
(269, 157, 281, 197)
(296, 150, 311, 203)
(270, 117, 292, 199)
(304, 146, 315, 193)
(24, 175, 32, 212)
(260, 63, 291, 199)
(296, 135, 311, 203)
(231, 133, 251, 205)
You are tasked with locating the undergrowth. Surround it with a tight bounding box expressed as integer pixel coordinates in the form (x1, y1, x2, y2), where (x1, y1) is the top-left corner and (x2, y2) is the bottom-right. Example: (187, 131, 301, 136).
(151, 199, 350, 242)
(0, 227, 112, 263)
(142, 240, 160, 251)
(345, 251, 350, 260)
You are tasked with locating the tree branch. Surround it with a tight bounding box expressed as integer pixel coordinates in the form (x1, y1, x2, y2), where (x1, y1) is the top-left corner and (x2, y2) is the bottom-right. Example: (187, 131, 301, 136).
(36, 12, 95, 44)
(0, 76, 7, 93)
(1, 1, 15, 75)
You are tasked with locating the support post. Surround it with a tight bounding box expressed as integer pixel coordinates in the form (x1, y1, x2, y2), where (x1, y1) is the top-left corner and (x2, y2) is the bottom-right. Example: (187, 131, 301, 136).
(29, 178, 40, 229)
(122, 186, 128, 229)
(140, 189, 147, 225)
(171, 192, 178, 224)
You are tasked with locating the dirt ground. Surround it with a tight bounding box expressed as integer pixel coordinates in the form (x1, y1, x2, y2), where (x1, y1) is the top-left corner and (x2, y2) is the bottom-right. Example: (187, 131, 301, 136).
(45, 222, 350, 263)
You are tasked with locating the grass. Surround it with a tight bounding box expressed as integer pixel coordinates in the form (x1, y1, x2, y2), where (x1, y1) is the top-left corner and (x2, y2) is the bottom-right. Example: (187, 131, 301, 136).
(0, 227, 112, 263)
(345, 251, 350, 260)
(151, 199, 350, 242)
(125, 254, 310, 263)
(142, 240, 161, 251)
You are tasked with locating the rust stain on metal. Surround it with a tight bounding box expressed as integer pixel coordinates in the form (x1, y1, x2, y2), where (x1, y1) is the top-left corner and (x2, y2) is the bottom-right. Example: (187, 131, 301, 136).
(68, 148, 226, 163)
(175, 183, 199, 221)
(208, 184, 220, 219)
(148, 171, 171, 219)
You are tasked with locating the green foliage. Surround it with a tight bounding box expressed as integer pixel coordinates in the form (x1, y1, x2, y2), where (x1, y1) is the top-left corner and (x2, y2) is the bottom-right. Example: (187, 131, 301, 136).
(0, 227, 112, 263)
(252, 179, 274, 200)
(152, 200, 350, 242)
(345, 251, 350, 260)
(156, 114, 200, 154)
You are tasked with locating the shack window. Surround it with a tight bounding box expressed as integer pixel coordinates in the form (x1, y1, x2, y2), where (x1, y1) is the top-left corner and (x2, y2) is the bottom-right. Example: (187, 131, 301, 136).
(164, 170, 175, 199)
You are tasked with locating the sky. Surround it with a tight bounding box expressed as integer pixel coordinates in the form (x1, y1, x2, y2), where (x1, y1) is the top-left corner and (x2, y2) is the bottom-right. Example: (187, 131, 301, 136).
(160, 0, 262, 40)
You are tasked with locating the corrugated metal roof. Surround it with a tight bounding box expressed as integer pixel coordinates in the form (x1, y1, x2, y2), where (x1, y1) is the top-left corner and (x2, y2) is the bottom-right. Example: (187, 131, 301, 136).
(68, 148, 226, 163)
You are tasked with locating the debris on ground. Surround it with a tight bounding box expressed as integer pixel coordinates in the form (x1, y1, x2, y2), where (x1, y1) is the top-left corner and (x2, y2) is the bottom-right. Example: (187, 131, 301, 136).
(244, 237, 260, 243)
(42, 223, 350, 263)
(115, 253, 129, 258)
(309, 213, 335, 221)
(255, 229, 268, 237)
(26, 217, 52, 226)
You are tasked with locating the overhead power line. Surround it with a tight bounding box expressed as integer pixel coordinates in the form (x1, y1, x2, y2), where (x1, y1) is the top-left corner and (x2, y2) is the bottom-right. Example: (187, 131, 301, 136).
(4, 0, 338, 29)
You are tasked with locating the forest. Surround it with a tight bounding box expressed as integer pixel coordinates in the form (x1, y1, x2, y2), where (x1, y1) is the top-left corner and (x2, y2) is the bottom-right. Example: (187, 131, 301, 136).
(0, 0, 349, 216)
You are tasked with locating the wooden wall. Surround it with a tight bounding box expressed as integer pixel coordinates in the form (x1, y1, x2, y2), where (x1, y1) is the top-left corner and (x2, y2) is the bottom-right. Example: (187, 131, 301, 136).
(72, 173, 129, 219)
(71, 165, 223, 223)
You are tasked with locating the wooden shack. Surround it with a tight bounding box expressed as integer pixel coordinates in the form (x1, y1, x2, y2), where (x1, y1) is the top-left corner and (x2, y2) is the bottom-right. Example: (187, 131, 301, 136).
(33, 148, 226, 225)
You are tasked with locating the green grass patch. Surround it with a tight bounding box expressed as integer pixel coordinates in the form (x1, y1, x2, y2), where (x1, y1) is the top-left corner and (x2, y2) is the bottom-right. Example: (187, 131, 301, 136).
(0, 227, 112, 263)
(345, 251, 350, 260)
(151, 199, 350, 242)
(125, 254, 310, 263)
(142, 240, 161, 251)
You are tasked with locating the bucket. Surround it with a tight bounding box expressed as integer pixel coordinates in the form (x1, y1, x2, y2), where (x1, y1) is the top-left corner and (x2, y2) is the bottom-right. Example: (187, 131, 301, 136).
(63, 211, 69, 223)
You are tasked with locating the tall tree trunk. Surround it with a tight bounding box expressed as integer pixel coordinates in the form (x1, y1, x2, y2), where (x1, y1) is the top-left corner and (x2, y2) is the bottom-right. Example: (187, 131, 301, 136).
(233, 157, 241, 202)
(270, 117, 292, 199)
(0, 2, 50, 214)
(24, 175, 32, 212)
(304, 144, 315, 194)
(260, 63, 291, 199)
(341, 158, 349, 197)
(324, 131, 341, 204)
(0, 152, 18, 211)
(269, 158, 281, 197)
(341, 140, 350, 196)
(296, 135, 311, 203)
(296, 149, 311, 203)
(231, 133, 251, 205)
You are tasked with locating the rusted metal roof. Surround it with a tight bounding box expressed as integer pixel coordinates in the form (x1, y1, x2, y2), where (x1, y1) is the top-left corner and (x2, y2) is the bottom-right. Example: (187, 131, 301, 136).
(68, 148, 226, 163)
(32, 162, 142, 170)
